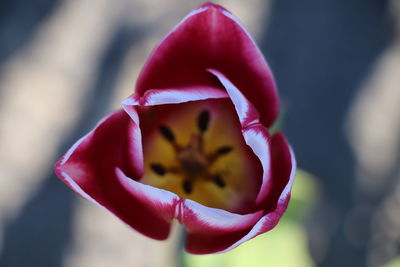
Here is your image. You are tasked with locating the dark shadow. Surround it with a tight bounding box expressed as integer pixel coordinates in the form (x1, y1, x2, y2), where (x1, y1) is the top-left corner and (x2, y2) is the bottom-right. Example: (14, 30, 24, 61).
(260, 0, 394, 266)
(0, 24, 145, 267)
(0, 0, 61, 63)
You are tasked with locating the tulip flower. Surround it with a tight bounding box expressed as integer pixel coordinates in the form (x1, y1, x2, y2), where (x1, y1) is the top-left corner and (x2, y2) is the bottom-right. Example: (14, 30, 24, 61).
(55, 2, 296, 254)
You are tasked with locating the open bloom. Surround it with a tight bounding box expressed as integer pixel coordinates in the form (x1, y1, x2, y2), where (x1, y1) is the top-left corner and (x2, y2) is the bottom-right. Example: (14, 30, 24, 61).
(55, 3, 295, 254)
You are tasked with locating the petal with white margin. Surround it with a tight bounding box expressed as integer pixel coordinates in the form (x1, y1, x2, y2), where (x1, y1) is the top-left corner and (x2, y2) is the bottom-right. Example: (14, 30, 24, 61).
(123, 86, 228, 107)
(179, 199, 263, 235)
(136, 3, 278, 127)
(242, 124, 271, 205)
(116, 168, 180, 222)
(208, 69, 260, 128)
(55, 110, 174, 240)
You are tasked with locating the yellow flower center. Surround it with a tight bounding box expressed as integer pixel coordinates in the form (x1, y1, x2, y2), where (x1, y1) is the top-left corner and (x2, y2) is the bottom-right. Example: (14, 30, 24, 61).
(139, 99, 261, 213)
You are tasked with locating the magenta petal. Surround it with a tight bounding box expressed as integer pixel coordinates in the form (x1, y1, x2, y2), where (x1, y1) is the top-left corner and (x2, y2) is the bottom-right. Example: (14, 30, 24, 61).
(271, 133, 296, 202)
(55, 110, 174, 240)
(184, 132, 295, 254)
(178, 199, 263, 235)
(242, 124, 272, 205)
(260, 133, 296, 213)
(136, 3, 279, 127)
(116, 168, 179, 222)
(185, 229, 251, 255)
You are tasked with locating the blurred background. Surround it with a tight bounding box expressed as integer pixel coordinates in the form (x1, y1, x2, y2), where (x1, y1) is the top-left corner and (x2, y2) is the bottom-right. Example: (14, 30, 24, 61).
(0, 0, 399, 266)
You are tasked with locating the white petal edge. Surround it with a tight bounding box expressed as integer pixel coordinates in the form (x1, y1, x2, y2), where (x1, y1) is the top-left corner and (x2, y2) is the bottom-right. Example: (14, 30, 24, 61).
(207, 69, 260, 127)
(220, 10, 275, 81)
(116, 168, 179, 208)
(123, 87, 228, 107)
(128, 116, 144, 175)
(59, 111, 117, 165)
(181, 199, 264, 232)
(58, 170, 101, 206)
(242, 126, 271, 204)
(155, 5, 209, 48)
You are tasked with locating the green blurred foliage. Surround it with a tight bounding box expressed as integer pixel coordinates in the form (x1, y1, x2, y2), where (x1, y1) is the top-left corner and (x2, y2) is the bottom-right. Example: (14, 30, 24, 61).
(184, 170, 319, 267)
(382, 256, 400, 267)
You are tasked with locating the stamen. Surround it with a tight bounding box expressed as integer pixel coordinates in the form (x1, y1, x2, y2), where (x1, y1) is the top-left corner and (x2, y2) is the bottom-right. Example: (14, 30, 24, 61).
(159, 125, 175, 143)
(208, 146, 234, 163)
(216, 146, 233, 155)
(150, 163, 166, 176)
(213, 175, 226, 188)
(197, 110, 210, 133)
(150, 110, 232, 196)
(183, 179, 193, 194)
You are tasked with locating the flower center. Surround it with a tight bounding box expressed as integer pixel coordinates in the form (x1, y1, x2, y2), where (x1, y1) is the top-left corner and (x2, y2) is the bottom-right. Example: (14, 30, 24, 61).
(139, 99, 261, 212)
(149, 110, 233, 195)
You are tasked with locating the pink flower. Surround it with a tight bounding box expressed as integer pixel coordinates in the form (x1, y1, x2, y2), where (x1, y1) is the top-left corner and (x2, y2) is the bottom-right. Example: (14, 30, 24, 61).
(55, 3, 295, 254)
